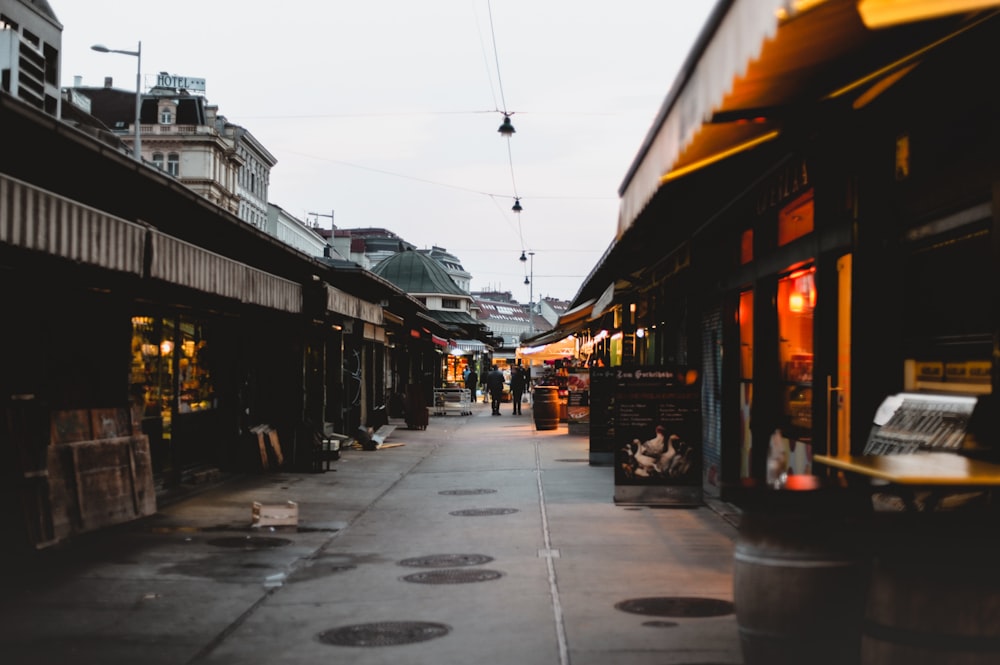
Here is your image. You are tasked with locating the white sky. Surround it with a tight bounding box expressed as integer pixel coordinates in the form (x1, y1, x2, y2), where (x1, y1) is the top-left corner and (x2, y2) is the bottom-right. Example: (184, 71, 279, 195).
(52, 1, 715, 303)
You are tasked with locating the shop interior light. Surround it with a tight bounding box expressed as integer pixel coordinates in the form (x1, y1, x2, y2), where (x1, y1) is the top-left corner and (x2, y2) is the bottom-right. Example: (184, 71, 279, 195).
(160, 340, 174, 355)
(857, 0, 1000, 28)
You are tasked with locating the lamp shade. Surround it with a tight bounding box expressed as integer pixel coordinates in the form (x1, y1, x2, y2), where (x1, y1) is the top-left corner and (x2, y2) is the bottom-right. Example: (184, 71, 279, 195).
(498, 114, 515, 136)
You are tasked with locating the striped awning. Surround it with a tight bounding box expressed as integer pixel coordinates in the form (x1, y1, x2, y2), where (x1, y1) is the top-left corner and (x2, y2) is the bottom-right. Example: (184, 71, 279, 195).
(455, 339, 490, 352)
(0, 173, 144, 275)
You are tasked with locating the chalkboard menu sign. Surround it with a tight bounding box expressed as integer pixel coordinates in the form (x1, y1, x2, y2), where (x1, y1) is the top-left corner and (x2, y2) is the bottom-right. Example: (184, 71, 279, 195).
(588, 368, 617, 465)
(604, 366, 702, 505)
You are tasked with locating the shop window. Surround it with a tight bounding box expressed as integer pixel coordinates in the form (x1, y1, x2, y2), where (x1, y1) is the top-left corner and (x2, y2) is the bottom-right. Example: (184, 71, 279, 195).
(177, 318, 215, 413)
(777, 191, 814, 246)
(778, 267, 815, 434)
(740, 228, 754, 265)
(130, 316, 174, 440)
(130, 316, 216, 443)
(738, 289, 754, 478)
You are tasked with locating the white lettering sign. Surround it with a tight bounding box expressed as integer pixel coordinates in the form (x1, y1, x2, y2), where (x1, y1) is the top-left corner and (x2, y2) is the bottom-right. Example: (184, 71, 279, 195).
(155, 73, 206, 92)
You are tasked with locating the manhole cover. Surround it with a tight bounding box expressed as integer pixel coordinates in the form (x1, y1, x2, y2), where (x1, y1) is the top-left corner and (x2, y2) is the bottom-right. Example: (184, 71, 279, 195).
(398, 554, 494, 568)
(614, 597, 735, 617)
(318, 621, 450, 647)
(449, 508, 518, 516)
(206, 536, 292, 550)
(401, 569, 504, 584)
(439, 489, 497, 496)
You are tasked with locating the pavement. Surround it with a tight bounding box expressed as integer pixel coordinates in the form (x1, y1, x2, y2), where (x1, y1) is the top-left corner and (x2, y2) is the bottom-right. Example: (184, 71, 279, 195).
(0, 400, 744, 665)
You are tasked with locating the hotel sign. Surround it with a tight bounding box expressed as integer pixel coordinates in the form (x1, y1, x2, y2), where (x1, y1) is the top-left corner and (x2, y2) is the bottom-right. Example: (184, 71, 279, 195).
(155, 73, 206, 92)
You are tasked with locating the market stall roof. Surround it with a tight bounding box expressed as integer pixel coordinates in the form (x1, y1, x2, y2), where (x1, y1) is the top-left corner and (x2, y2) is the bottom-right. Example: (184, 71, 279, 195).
(573, 0, 1000, 308)
(619, 0, 1000, 235)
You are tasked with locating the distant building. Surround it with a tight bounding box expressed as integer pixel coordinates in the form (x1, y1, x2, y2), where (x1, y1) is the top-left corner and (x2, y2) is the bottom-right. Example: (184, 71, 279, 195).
(67, 82, 244, 215)
(0, 0, 61, 116)
(537, 297, 569, 327)
(373, 248, 482, 341)
(266, 203, 337, 258)
(328, 227, 414, 270)
(418, 246, 472, 293)
(220, 118, 277, 230)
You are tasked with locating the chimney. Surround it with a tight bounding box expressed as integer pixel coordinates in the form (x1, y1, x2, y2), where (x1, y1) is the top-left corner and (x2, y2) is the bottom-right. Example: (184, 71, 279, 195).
(104, 77, 113, 88)
(73, 75, 82, 87)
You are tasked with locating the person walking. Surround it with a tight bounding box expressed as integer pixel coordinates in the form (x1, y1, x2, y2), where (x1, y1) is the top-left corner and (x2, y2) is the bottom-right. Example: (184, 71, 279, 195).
(510, 360, 527, 415)
(464, 366, 478, 401)
(485, 364, 506, 416)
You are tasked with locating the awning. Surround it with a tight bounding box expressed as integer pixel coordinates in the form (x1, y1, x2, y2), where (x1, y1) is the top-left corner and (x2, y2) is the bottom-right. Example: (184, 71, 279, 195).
(0, 173, 144, 275)
(455, 339, 490, 353)
(617, 0, 1000, 236)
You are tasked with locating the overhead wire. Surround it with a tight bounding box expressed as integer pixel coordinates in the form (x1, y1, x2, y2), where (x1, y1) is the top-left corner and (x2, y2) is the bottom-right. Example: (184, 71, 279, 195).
(485, 0, 528, 272)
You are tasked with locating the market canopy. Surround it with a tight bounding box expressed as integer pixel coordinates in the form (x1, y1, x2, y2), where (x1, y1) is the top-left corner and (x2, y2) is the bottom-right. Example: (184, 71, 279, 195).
(573, 0, 1000, 309)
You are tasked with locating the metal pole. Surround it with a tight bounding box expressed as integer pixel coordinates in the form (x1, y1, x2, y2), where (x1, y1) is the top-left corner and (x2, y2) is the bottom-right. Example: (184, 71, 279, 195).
(134, 41, 142, 161)
(529, 251, 535, 334)
(91, 42, 142, 162)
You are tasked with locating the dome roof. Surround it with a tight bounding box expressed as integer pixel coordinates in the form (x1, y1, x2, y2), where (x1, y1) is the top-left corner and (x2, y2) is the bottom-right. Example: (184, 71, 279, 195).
(372, 249, 466, 296)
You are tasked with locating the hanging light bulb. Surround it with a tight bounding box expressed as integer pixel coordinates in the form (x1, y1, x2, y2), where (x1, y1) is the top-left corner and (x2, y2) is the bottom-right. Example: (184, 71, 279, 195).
(524, 276, 530, 285)
(512, 198, 522, 213)
(498, 113, 515, 136)
(519, 250, 527, 262)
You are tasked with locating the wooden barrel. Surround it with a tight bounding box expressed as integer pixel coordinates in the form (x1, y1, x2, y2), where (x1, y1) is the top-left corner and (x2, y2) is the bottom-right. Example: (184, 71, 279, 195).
(734, 506, 869, 665)
(532, 386, 560, 431)
(862, 516, 1000, 665)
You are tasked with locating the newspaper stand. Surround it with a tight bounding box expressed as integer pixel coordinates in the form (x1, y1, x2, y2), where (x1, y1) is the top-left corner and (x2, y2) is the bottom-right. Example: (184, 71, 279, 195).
(433, 388, 472, 416)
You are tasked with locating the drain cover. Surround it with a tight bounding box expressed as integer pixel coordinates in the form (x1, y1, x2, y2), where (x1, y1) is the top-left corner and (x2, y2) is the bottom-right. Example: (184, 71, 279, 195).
(449, 508, 518, 516)
(318, 621, 450, 647)
(206, 536, 291, 550)
(614, 597, 735, 618)
(401, 568, 504, 584)
(439, 489, 497, 496)
(398, 554, 494, 568)
(555, 458, 590, 463)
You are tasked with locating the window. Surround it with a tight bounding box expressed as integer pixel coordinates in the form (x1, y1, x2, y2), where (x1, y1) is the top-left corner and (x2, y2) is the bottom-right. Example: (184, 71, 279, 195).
(778, 266, 815, 434)
(441, 299, 460, 309)
(152, 153, 164, 170)
(167, 153, 179, 176)
(160, 107, 173, 124)
(740, 228, 754, 265)
(738, 289, 754, 478)
(778, 191, 814, 246)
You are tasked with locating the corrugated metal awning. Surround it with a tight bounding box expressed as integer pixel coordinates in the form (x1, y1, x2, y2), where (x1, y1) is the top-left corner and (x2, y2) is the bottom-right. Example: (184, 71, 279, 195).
(325, 284, 384, 325)
(0, 173, 144, 275)
(149, 230, 302, 313)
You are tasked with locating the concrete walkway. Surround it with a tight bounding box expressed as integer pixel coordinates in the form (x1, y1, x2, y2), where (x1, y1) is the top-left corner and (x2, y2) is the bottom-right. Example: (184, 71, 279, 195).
(0, 401, 743, 665)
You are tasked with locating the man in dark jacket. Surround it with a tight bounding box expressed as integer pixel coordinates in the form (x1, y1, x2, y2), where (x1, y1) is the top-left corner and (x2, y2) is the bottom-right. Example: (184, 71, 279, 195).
(464, 367, 478, 398)
(509, 361, 527, 415)
(485, 364, 505, 415)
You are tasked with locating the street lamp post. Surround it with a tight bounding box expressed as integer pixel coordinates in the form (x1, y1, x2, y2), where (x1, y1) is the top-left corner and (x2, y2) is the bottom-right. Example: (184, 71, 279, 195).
(520, 250, 535, 335)
(91, 41, 142, 161)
